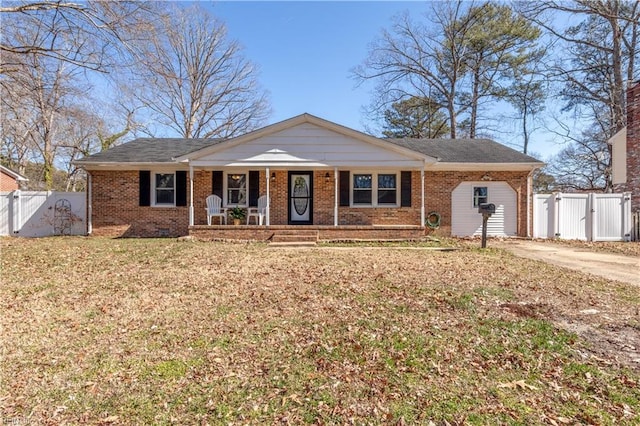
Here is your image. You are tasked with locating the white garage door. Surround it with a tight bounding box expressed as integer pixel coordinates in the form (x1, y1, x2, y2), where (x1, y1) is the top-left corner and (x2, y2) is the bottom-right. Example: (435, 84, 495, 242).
(451, 182, 517, 237)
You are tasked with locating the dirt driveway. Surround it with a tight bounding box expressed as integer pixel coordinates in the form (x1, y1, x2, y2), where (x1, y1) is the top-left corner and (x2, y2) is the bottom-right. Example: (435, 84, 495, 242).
(494, 240, 639, 286)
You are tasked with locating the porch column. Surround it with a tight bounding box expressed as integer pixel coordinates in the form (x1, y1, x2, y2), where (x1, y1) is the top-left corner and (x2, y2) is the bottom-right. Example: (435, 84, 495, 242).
(189, 165, 194, 227)
(420, 165, 425, 228)
(527, 169, 533, 238)
(266, 167, 270, 226)
(334, 167, 338, 226)
(87, 172, 92, 235)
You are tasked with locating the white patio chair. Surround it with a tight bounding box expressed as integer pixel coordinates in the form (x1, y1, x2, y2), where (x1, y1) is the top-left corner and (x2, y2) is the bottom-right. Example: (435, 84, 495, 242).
(205, 194, 227, 225)
(247, 195, 268, 225)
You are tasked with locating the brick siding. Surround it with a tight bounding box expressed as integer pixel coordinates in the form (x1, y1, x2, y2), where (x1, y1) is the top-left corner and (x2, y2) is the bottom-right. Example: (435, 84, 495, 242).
(0, 170, 20, 191)
(89, 168, 532, 238)
(625, 82, 640, 211)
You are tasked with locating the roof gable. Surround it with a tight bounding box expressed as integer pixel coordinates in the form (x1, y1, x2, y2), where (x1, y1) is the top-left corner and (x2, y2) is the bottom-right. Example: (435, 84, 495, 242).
(183, 113, 435, 168)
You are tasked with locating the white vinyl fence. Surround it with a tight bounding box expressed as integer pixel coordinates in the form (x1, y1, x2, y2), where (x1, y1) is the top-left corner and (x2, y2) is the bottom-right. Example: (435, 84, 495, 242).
(533, 192, 633, 241)
(0, 191, 86, 237)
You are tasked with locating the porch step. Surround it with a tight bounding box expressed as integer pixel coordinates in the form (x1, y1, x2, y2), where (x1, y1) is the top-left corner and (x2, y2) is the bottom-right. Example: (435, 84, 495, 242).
(270, 229, 319, 244)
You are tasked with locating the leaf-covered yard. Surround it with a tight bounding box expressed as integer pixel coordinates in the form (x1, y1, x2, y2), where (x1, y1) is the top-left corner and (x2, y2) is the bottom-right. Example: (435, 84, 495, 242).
(1, 237, 638, 425)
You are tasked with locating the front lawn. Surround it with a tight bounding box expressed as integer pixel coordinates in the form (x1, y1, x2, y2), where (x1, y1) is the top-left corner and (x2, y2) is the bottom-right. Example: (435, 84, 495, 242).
(1, 238, 638, 424)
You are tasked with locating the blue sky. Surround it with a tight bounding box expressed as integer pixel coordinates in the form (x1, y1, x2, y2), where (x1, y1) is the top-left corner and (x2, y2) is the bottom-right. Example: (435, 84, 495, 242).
(208, 1, 426, 128)
(199, 1, 561, 158)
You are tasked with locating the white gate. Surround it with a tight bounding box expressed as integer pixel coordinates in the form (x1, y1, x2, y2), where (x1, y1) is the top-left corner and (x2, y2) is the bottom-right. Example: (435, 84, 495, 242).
(0, 191, 86, 237)
(533, 192, 633, 241)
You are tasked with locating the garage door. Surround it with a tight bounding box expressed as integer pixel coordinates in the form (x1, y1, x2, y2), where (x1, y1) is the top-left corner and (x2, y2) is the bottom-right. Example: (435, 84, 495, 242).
(451, 182, 517, 237)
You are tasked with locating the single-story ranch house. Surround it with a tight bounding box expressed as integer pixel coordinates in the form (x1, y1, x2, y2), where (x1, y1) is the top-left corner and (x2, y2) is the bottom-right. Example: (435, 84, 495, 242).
(75, 113, 543, 241)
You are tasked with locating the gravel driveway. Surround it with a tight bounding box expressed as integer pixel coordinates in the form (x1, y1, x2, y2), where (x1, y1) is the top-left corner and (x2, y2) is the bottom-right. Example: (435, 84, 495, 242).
(494, 240, 639, 286)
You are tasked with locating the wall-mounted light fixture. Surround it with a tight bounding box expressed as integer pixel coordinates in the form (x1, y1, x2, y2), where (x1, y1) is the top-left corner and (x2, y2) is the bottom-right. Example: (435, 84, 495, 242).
(325, 172, 331, 183)
(481, 173, 492, 181)
(270, 172, 276, 182)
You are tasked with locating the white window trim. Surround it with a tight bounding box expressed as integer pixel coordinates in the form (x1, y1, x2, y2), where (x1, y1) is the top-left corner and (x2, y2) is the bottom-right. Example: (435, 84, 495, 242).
(224, 170, 249, 207)
(351, 171, 399, 208)
(472, 186, 488, 208)
(152, 171, 176, 207)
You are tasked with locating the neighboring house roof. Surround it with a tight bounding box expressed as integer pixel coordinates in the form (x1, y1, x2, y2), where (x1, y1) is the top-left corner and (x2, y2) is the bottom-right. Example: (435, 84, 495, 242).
(0, 165, 28, 181)
(386, 138, 542, 164)
(75, 138, 222, 165)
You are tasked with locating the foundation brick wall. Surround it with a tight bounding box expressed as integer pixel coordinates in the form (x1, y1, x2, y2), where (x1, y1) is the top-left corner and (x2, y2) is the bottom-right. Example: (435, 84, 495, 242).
(89, 168, 532, 238)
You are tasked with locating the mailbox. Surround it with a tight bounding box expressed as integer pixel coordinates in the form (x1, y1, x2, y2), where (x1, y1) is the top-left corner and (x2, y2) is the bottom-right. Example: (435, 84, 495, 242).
(478, 203, 496, 215)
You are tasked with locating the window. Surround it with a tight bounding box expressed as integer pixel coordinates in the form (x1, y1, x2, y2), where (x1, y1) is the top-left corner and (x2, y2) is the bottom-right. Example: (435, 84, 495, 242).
(377, 174, 397, 205)
(227, 173, 247, 206)
(154, 173, 175, 205)
(352, 172, 398, 206)
(353, 174, 372, 204)
(473, 186, 488, 207)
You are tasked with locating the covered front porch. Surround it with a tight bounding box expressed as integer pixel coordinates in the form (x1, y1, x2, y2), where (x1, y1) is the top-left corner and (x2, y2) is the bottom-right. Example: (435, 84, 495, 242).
(185, 168, 426, 229)
(177, 114, 436, 234)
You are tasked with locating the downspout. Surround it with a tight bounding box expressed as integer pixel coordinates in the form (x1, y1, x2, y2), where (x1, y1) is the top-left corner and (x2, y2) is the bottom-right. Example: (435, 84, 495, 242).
(334, 167, 338, 226)
(87, 172, 92, 235)
(266, 167, 270, 226)
(189, 165, 194, 227)
(420, 164, 425, 228)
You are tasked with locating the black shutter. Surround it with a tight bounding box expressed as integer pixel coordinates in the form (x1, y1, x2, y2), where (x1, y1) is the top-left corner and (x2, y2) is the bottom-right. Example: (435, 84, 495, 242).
(139, 170, 150, 206)
(175, 171, 187, 206)
(401, 171, 412, 207)
(339, 171, 350, 206)
(248, 170, 260, 206)
(212, 171, 223, 198)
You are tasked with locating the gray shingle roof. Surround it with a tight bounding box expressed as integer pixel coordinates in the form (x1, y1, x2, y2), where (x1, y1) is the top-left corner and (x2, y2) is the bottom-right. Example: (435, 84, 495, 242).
(76, 138, 223, 163)
(386, 138, 542, 163)
(77, 135, 542, 165)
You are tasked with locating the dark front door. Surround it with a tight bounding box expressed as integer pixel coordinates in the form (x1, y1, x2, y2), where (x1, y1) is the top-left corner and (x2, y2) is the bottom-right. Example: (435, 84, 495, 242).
(288, 171, 313, 224)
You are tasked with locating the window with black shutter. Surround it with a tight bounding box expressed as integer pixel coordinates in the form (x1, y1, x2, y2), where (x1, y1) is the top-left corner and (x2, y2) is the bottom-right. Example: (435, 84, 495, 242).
(139, 171, 150, 206)
(401, 171, 412, 207)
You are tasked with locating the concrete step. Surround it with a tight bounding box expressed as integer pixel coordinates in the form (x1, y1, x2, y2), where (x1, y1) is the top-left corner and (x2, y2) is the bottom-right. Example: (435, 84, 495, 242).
(268, 241, 317, 248)
(270, 229, 319, 244)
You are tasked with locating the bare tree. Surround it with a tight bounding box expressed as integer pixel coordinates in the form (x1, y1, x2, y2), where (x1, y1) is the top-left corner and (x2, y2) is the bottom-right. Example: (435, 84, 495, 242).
(125, 5, 270, 139)
(546, 124, 611, 191)
(1, 1, 159, 74)
(354, 3, 473, 138)
(518, 0, 639, 133)
(518, 0, 640, 191)
(355, 1, 544, 140)
(0, 44, 89, 189)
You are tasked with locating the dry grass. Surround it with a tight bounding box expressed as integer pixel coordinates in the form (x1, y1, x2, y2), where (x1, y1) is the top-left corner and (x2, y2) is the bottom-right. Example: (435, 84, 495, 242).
(1, 237, 639, 425)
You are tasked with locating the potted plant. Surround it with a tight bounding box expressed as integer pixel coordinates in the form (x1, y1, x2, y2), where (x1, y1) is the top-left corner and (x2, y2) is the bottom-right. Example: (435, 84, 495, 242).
(228, 206, 246, 225)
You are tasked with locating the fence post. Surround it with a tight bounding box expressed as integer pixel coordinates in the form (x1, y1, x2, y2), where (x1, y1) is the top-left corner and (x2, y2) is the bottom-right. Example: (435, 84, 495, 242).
(553, 192, 561, 238)
(589, 192, 596, 242)
(12, 190, 21, 235)
(623, 192, 632, 242)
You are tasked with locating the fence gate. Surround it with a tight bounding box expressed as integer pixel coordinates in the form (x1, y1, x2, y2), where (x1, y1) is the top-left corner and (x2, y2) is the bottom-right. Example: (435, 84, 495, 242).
(533, 192, 633, 241)
(0, 191, 86, 237)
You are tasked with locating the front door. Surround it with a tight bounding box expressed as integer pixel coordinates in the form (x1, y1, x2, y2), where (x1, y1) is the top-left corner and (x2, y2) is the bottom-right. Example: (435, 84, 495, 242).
(288, 171, 313, 224)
